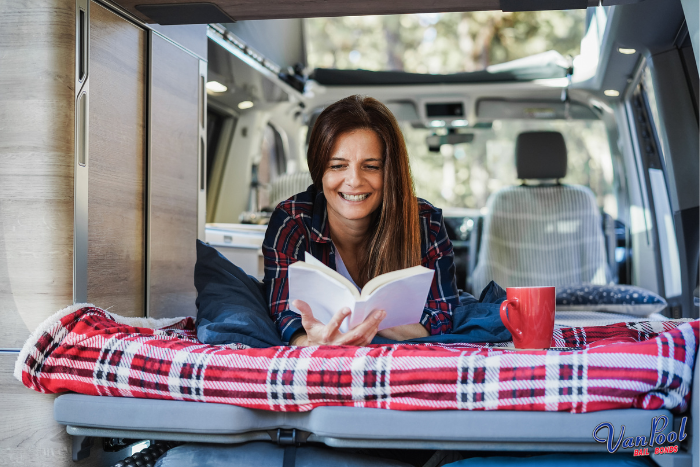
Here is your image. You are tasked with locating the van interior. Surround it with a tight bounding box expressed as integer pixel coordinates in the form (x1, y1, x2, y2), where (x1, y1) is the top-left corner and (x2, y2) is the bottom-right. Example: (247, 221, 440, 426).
(1, 0, 698, 466)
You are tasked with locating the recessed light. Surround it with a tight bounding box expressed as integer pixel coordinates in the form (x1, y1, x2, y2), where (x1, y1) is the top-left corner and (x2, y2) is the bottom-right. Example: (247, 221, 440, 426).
(430, 120, 446, 127)
(618, 48, 636, 55)
(604, 90, 620, 97)
(205, 81, 227, 93)
(238, 101, 254, 110)
(451, 120, 468, 127)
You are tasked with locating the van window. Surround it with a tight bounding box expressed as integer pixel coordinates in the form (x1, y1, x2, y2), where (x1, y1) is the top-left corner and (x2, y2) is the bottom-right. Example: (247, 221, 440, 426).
(257, 123, 287, 210)
(402, 119, 615, 216)
(642, 67, 666, 164)
(206, 108, 235, 188)
(305, 11, 584, 74)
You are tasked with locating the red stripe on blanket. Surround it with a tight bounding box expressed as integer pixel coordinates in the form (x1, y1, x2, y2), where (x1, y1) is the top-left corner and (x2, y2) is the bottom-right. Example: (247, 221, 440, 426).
(17, 307, 698, 413)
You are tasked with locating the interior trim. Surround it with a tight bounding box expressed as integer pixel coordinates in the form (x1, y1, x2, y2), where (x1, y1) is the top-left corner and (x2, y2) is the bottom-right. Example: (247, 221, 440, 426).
(73, 0, 90, 304)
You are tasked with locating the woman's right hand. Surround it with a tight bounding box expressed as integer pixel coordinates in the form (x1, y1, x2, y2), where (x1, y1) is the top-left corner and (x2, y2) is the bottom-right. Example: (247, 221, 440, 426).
(289, 300, 386, 346)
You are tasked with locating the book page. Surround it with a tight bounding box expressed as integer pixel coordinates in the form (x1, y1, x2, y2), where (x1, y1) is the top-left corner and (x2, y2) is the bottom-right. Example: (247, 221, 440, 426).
(289, 258, 359, 333)
(361, 265, 432, 298)
(356, 268, 434, 331)
(303, 251, 360, 299)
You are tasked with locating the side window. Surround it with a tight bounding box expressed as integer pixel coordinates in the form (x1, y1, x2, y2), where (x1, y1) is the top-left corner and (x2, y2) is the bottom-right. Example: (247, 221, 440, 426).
(256, 123, 287, 210)
(630, 67, 683, 300)
(205, 109, 237, 223)
(206, 109, 235, 189)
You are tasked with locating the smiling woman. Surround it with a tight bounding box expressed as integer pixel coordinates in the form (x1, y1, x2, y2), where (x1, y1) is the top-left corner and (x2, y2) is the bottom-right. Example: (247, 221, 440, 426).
(307, 96, 421, 285)
(262, 95, 460, 346)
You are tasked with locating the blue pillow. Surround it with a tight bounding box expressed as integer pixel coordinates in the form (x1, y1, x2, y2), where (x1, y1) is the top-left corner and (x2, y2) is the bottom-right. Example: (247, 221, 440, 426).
(556, 284, 667, 317)
(194, 240, 283, 348)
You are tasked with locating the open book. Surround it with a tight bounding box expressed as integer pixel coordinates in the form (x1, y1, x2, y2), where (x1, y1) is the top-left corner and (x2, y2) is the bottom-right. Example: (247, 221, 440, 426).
(289, 252, 434, 333)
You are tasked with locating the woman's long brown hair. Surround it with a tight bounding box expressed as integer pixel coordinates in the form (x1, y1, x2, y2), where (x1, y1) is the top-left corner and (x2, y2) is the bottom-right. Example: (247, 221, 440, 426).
(307, 95, 422, 283)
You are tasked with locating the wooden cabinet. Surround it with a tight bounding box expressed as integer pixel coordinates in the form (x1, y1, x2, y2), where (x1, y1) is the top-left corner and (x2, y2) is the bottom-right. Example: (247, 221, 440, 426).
(87, 1, 147, 317)
(148, 34, 201, 318)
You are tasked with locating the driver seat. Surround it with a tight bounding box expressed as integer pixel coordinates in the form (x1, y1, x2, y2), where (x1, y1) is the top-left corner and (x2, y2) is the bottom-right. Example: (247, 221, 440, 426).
(470, 131, 610, 293)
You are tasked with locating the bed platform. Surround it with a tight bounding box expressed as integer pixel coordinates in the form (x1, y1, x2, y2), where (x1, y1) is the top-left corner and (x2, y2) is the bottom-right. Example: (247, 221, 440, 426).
(55, 394, 675, 452)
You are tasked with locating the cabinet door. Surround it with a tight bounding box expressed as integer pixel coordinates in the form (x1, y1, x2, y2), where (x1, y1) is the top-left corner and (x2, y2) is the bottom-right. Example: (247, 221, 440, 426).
(149, 34, 200, 318)
(87, 1, 146, 316)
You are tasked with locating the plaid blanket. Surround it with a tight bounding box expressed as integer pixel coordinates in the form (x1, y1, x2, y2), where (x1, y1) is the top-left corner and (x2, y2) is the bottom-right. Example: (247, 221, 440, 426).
(15, 305, 698, 413)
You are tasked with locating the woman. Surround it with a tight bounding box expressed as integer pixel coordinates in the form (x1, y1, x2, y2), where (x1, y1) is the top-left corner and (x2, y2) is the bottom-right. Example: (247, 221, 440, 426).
(262, 95, 459, 346)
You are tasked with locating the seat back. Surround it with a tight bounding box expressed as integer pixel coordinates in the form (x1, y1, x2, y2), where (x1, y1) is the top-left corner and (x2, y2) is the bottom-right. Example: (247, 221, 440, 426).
(471, 185, 610, 292)
(470, 131, 610, 293)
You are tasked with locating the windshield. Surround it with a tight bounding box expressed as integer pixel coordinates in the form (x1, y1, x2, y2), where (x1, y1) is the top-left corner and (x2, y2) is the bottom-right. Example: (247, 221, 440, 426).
(305, 11, 585, 74)
(402, 119, 615, 217)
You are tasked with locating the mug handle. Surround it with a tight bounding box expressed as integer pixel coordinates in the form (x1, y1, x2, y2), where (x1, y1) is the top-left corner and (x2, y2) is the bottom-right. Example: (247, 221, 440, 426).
(500, 298, 523, 339)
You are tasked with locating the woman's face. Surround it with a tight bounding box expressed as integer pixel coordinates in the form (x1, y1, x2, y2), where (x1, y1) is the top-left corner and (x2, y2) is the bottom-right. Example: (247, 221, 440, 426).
(322, 129, 384, 225)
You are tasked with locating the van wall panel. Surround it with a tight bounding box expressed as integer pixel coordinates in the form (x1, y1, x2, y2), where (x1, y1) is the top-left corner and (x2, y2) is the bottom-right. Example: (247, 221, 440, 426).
(149, 34, 199, 318)
(87, 2, 147, 317)
(0, 354, 107, 467)
(0, 0, 75, 347)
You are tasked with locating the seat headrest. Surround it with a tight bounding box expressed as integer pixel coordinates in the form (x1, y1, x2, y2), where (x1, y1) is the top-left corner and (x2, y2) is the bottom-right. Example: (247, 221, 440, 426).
(515, 131, 567, 179)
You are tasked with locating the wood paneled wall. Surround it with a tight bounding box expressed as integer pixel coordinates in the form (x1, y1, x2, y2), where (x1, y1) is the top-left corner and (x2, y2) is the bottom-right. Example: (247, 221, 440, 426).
(149, 33, 200, 318)
(0, 0, 76, 348)
(87, 2, 146, 317)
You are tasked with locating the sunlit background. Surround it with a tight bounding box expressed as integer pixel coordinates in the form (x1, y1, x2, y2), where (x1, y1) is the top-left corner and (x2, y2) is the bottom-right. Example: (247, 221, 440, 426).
(305, 11, 585, 73)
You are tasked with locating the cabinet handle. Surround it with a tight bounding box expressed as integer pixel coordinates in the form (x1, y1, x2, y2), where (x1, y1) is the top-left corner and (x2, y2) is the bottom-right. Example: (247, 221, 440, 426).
(200, 75, 206, 127)
(200, 136, 206, 190)
(77, 92, 88, 166)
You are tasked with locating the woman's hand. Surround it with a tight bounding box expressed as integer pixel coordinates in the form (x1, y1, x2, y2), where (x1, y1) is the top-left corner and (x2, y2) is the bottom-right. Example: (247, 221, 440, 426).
(289, 300, 386, 346)
(377, 323, 429, 341)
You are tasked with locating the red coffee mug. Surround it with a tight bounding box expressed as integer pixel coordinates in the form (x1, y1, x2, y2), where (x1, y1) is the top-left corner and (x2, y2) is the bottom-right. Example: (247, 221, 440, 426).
(499, 286, 556, 349)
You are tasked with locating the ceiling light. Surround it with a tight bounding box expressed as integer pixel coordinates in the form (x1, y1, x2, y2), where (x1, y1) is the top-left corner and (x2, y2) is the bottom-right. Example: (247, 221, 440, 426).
(429, 120, 446, 127)
(451, 120, 468, 127)
(618, 48, 636, 55)
(205, 81, 227, 93)
(604, 90, 620, 97)
(238, 101, 254, 110)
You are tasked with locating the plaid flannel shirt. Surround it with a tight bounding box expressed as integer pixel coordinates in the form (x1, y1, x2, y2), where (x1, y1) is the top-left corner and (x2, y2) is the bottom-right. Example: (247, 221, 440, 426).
(262, 185, 459, 344)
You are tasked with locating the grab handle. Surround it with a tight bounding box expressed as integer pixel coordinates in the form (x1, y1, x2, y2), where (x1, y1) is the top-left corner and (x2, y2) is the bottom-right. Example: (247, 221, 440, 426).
(500, 298, 522, 339)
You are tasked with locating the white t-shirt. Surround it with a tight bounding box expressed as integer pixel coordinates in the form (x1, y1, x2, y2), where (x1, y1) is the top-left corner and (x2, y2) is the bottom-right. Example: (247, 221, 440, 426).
(333, 245, 360, 292)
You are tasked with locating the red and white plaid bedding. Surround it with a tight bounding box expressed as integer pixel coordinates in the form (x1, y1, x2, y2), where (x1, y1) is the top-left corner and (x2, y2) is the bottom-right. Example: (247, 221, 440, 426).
(15, 305, 698, 413)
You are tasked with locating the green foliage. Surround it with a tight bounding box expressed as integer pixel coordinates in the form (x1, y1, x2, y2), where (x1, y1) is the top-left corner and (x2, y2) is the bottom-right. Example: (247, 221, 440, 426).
(306, 11, 585, 73)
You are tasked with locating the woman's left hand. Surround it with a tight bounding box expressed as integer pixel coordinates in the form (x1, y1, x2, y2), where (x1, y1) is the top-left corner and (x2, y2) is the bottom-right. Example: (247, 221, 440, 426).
(377, 323, 429, 341)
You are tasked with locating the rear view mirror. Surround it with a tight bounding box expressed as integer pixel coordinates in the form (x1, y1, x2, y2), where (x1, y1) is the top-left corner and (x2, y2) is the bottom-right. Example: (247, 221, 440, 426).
(426, 132, 474, 152)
